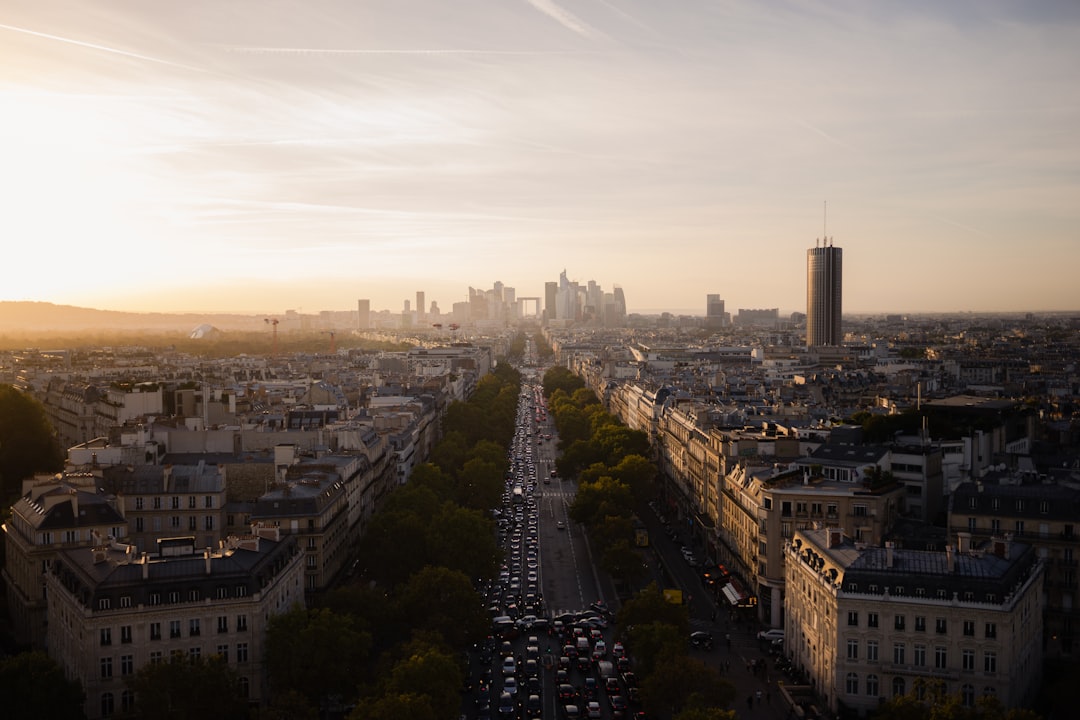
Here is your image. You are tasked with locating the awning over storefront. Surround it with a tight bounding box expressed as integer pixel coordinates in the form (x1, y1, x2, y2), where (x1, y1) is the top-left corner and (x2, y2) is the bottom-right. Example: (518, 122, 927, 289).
(722, 583, 742, 606)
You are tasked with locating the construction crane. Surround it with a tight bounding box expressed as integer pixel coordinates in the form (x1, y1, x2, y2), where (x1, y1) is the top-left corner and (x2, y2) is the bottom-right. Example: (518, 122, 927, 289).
(264, 318, 279, 357)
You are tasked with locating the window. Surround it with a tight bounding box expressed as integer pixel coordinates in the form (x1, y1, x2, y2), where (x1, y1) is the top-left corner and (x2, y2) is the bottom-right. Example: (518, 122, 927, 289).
(171, 496, 180, 509)
(984, 686, 997, 698)
(120, 595, 132, 609)
(189, 647, 201, 659)
(962, 684, 975, 708)
(153, 497, 162, 510)
(935, 646, 948, 669)
(848, 611, 859, 627)
(100, 628, 112, 646)
(868, 613, 879, 628)
(188, 516, 197, 531)
(168, 591, 180, 604)
(984, 652, 997, 673)
(968, 497, 977, 509)
(121, 655, 133, 676)
(237, 585, 247, 598)
(101, 692, 115, 718)
(153, 517, 161, 532)
(915, 616, 926, 632)
(189, 496, 197, 508)
(914, 644, 926, 667)
(892, 677, 905, 697)
(135, 518, 144, 532)
(99, 598, 111, 610)
(854, 504, 868, 517)
(236, 643, 248, 663)
(239, 677, 250, 698)
(205, 495, 214, 509)
(120, 625, 132, 644)
(866, 674, 879, 696)
(136, 497, 144, 510)
(867, 641, 879, 662)
(763, 497, 772, 510)
(964, 591, 974, 601)
(217, 586, 228, 600)
(1015, 520, 1025, 535)
(170, 516, 180, 529)
(894, 615, 905, 630)
(847, 639, 859, 660)
(169, 620, 181, 639)
(846, 673, 859, 694)
(150, 651, 163, 664)
(205, 516, 214, 530)
(869, 584, 879, 594)
(968, 517, 977, 531)
(781, 501, 792, 517)
(962, 649, 975, 671)
(150, 622, 162, 640)
(991, 518, 1001, 533)
(237, 614, 248, 631)
(985, 623, 997, 639)
(121, 690, 135, 713)
(827, 503, 838, 517)
(189, 589, 201, 602)
(189, 619, 201, 637)
(217, 616, 228, 633)
(893, 643, 905, 665)
(936, 618, 948, 634)
(101, 657, 113, 678)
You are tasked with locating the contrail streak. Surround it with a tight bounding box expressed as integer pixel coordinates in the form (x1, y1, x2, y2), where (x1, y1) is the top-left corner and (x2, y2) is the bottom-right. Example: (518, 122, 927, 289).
(220, 46, 602, 56)
(523, 0, 605, 40)
(0, 23, 206, 73)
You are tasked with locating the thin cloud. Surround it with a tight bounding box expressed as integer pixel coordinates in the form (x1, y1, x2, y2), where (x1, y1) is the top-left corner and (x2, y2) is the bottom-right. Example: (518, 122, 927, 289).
(0, 22, 205, 73)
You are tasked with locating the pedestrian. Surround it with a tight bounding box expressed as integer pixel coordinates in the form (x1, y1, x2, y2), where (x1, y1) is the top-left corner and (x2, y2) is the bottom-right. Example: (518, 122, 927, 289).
(756, 690, 763, 704)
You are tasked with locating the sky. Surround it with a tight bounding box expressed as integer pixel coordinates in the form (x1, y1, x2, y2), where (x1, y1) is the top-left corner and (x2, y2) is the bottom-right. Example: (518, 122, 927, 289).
(2, 0, 1079, 317)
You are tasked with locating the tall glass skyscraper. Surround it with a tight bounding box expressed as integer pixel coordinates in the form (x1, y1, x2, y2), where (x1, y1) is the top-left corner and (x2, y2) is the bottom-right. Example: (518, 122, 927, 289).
(806, 242, 842, 346)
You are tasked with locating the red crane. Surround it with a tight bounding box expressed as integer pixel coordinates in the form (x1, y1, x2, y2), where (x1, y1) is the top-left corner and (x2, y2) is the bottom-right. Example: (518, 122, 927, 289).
(264, 318, 279, 357)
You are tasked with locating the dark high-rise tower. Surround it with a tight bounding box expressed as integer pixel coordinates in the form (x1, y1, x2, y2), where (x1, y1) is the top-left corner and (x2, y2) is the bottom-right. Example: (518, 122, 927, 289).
(806, 240, 842, 346)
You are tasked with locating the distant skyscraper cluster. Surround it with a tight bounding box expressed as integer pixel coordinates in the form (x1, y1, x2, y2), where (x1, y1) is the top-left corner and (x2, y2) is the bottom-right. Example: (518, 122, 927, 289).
(545, 270, 626, 327)
(806, 239, 843, 346)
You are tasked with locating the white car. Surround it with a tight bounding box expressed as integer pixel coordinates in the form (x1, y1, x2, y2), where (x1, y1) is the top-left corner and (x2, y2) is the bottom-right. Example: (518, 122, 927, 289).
(757, 629, 785, 642)
(502, 656, 517, 675)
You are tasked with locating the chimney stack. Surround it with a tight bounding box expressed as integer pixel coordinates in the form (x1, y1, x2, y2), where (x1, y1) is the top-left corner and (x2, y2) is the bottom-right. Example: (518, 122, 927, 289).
(957, 532, 971, 554)
(885, 541, 895, 568)
(945, 544, 956, 573)
(205, 548, 212, 575)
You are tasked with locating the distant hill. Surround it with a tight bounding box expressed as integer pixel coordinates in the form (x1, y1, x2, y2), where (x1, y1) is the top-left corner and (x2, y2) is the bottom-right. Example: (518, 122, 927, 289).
(0, 302, 265, 334)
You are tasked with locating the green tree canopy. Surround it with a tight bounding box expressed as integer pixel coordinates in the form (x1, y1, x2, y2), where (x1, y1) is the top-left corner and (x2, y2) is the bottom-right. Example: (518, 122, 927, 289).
(601, 537, 647, 588)
(0, 651, 85, 720)
(0, 385, 64, 500)
(643, 653, 735, 716)
(570, 476, 634, 526)
(127, 653, 248, 720)
(396, 565, 489, 648)
(265, 606, 372, 707)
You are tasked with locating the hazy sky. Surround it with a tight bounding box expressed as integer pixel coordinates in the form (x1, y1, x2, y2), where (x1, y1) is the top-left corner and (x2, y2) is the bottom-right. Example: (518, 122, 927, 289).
(3, 0, 1079, 316)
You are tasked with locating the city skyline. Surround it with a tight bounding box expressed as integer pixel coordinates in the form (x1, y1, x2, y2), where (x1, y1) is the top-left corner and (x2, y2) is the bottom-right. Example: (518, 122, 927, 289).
(3, 1, 1080, 316)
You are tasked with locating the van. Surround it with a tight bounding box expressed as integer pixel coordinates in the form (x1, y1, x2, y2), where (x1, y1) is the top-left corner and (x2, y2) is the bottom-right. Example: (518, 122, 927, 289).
(576, 636, 590, 653)
(596, 660, 615, 679)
